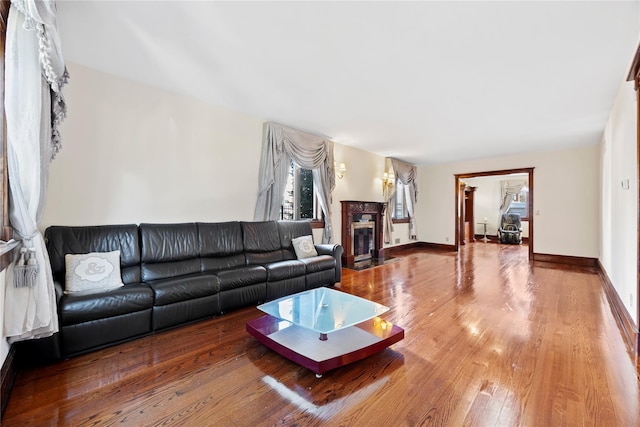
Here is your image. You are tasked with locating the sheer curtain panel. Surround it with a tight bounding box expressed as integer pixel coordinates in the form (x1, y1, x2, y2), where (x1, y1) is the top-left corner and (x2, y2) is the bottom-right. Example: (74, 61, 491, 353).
(391, 158, 418, 240)
(498, 180, 526, 225)
(3, 0, 68, 342)
(254, 122, 335, 243)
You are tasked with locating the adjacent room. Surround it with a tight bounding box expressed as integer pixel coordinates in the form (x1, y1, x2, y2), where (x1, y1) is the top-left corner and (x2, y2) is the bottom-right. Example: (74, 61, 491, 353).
(1, 1, 639, 425)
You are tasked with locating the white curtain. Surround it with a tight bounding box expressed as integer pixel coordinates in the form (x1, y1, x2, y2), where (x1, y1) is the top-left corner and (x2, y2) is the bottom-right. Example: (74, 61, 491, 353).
(498, 180, 526, 224)
(391, 158, 418, 240)
(254, 122, 335, 243)
(3, 0, 68, 342)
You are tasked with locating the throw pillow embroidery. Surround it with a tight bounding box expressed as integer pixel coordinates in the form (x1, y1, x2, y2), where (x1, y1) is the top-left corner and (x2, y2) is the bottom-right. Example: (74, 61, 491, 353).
(291, 235, 318, 259)
(65, 251, 124, 295)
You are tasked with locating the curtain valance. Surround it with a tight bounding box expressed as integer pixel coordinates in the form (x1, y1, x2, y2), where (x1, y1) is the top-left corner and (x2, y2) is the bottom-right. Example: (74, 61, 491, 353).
(498, 180, 527, 220)
(12, 0, 68, 157)
(391, 158, 418, 201)
(254, 123, 335, 243)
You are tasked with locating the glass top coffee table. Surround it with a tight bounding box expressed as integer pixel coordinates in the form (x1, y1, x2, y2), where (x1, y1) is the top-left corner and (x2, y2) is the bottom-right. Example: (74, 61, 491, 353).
(246, 287, 404, 377)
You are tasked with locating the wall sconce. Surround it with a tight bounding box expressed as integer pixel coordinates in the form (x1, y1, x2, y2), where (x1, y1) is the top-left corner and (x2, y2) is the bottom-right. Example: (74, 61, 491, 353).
(382, 171, 395, 192)
(335, 162, 347, 179)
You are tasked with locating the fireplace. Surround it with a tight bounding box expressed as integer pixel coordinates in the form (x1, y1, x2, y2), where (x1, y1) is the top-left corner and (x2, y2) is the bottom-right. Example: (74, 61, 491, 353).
(352, 220, 375, 261)
(340, 201, 386, 266)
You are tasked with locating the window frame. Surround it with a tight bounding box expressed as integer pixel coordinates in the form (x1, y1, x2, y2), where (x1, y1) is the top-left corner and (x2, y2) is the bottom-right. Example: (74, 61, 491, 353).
(391, 180, 410, 224)
(281, 162, 325, 229)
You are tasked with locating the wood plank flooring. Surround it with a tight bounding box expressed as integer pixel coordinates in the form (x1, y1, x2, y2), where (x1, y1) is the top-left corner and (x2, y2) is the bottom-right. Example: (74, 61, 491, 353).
(3, 243, 639, 426)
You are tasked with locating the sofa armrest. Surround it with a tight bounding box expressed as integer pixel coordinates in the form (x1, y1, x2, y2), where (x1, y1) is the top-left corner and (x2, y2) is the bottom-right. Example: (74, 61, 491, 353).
(54, 280, 65, 303)
(315, 244, 344, 283)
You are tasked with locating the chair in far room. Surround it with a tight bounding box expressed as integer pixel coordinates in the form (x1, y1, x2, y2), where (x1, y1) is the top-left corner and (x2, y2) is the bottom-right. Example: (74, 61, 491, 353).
(498, 213, 522, 244)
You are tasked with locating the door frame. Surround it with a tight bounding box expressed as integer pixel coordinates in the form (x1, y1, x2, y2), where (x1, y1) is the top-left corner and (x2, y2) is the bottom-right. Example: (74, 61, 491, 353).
(454, 167, 534, 260)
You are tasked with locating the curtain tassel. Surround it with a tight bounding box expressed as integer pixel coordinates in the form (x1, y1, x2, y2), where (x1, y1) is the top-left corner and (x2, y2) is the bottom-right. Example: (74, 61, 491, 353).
(14, 247, 39, 288)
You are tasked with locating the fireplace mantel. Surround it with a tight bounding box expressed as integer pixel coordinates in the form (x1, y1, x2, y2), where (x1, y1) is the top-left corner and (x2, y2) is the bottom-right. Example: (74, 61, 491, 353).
(340, 201, 386, 266)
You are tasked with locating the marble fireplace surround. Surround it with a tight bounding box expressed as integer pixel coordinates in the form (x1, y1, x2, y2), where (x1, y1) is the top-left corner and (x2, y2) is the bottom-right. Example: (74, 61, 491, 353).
(340, 201, 386, 267)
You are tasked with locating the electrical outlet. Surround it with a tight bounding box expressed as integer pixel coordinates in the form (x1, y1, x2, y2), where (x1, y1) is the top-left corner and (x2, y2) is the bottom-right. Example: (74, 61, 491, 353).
(622, 179, 630, 190)
(445, 237, 449, 242)
(395, 238, 400, 244)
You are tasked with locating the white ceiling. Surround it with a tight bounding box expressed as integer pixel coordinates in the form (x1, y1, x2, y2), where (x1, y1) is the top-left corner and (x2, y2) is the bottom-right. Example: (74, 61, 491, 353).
(56, 1, 640, 166)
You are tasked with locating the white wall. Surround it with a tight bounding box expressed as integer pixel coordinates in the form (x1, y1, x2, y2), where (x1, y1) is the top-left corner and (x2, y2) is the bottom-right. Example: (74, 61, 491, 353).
(419, 144, 600, 258)
(43, 63, 264, 228)
(600, 78, 638, 325)
(61, 62, 612, 269)
(42, 63, 391, 244)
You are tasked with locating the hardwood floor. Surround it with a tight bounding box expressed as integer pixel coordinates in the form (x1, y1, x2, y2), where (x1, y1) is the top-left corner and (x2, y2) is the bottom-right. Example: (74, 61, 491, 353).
(3, 243, 639, 426)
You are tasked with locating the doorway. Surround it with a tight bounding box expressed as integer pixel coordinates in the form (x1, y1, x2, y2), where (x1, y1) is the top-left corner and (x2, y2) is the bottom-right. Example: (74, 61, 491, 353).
(454, 168, 534, 260)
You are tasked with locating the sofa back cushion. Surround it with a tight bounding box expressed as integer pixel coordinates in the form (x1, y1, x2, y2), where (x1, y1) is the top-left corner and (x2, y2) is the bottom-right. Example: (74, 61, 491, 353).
(197, 222, 246, 271)
(241, 221, 284, 265)
(45, 224, 141, 285)
(277, 220, 314, 260)
(140, 223, 200, 281)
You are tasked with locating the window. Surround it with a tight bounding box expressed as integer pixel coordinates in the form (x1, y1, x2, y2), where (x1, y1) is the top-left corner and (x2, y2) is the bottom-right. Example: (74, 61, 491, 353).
(507, 188, 528, 219)
(281, 162, 323, 222)
(392, 180, 409, 221)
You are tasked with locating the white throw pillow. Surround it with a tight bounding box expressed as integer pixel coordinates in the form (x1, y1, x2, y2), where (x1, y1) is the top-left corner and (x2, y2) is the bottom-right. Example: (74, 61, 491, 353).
(291, 235, 318, 259)
(65, 251, 124, 295)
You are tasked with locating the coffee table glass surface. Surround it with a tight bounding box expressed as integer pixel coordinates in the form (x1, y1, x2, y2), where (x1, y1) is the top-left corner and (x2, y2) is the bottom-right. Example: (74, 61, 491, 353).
(256, 287, 389, 334)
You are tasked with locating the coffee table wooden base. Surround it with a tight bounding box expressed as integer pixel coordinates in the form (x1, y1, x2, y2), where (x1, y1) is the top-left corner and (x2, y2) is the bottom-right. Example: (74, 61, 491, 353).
(246, 315, 404, 377)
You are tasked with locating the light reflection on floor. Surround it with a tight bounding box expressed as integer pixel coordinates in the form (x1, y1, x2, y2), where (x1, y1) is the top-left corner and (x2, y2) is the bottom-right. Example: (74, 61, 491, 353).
(261, 374, 390, 420)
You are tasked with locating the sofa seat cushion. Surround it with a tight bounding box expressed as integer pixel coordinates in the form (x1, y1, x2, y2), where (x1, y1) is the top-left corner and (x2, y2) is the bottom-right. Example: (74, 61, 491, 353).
(148, 273, 220, 306)
(215, 266, 267, 291)
(60, 284, 154, 326)
(299, 255, 336, 274)
(265, 260, 306, 282)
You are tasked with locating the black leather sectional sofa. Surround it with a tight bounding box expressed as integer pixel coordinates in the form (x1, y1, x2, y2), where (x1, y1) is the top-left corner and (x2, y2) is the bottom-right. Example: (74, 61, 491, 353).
(41, 220, 343, 359)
